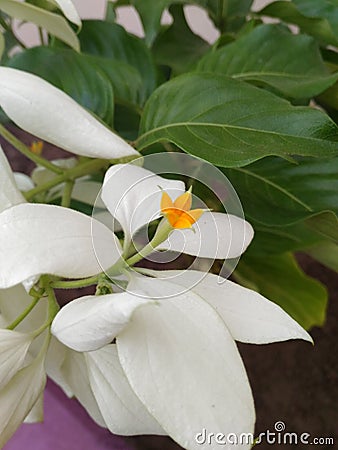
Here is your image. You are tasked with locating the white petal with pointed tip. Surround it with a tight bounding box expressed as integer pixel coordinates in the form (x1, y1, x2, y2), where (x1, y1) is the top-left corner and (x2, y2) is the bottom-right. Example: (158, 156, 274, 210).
(0, 329, 32, 390)
(52, 0, 81, 25)
(86, 345, 164, 435)
(101, 164, 185, 243)
(0, 203, 122, 289)
(0, 68, 138, 159)
(117, 277, 255, 450)
(0, 146, 25, 213)
(24, 393, 44, 423)
(0, 354, 46, 448)
(159, 212, 254, 259)
(146, 270, 313, 344)
(52, 292, 153, 352)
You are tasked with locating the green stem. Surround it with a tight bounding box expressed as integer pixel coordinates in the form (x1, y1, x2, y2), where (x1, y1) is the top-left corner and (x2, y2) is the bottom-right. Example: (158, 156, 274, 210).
(61, 179, 75, 207)
(126, 219, 173, 266)
(0, 124, 63, 174)
(51, 274, 100, 289)
(24, 158, 110, 201)
(40, 275, 60, 321)
(6, 297, 40, 330)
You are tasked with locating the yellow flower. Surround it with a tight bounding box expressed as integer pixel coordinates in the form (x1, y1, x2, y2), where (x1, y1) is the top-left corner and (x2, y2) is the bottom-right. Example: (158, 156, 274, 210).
(161, 189, 204, 229)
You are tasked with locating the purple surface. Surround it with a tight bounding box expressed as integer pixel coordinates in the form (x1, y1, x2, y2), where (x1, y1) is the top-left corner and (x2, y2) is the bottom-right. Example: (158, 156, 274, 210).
(5, 379, 136, 450)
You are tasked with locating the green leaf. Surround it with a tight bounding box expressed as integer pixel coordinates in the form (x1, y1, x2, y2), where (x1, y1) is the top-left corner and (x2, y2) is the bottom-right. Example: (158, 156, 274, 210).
(0, 0, 79, 50)
(260, 0, 338, 47)
(224, 156, 338, 226)
(137, 73, 338, 167)
(132, 0, 184, 46)
(235, 253, 328, 329)
(197, 24, 338, 99)
(245, 222, 327, 257)
(114, 0, 194, 45)
(79, 20, 157, 104)
(200, 0, 253, 32)
(7, 46, 115, 126)
(153, 5, 210, 75)
(306, 211, 338, 243)
(306, 241, 338, 272)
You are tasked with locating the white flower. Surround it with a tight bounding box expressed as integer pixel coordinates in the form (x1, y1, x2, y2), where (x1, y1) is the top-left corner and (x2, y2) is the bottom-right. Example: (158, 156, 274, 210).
(0, 349, 46, 448)
(0, 329, 33, 390)
(0, 150, 105, 440)
(0, 163, 253, 287)
(0, 162, 312, 449)
(0, 68, 139, 160)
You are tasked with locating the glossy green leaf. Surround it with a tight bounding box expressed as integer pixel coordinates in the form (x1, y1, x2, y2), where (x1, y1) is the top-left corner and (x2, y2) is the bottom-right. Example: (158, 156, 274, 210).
(306, 241, 338, 272)
(79, 20, 157, 104)
(137, 73, 338, 167)
(7, 47, 115, 126)
(306, 211, 338, 243)
(153, 5, 209, 75)
(245, 222, 327, 257)
(0, 0, 79, 50)
(224, 156, 338, 226)
(260, 0, 338, 47)
(197, 24, 338, 99)
(236, 253, 328, 329)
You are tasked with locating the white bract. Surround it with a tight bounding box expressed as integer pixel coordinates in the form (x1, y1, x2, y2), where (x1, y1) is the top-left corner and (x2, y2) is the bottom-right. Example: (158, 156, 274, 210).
(0, 159, 312, 450)
(0, 149, 106, 443)
(0, 68, 139, 159)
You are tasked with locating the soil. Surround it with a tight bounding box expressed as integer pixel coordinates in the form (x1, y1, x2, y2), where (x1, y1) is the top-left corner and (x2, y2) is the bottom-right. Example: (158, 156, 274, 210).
(3, 128, 337, 449)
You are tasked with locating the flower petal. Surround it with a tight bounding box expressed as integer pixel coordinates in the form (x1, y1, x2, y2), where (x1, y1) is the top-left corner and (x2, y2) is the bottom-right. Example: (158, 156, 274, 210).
(159, 212, 254, 259)
(45, 337, 73, 397)
(51, 292, 153, 352)
(117, 277, 255, 450)
(0, 354, 46, 448)
(0, 203, 122, 288)
(31, 157, 77, 186)
(60, 348, 106, 427)
(0, 68, 138, 159)
(147, 270, 313, 344)
(101, 164, 185, 244)
(86, 345, 164, 435)
(0, 329, 32, 390)
(24, 393, 44, 423)
(0, 146, 25, 213)
(13, 172, 35, 192)
(53, 0, 81, 26)
(0, 285, 47, 329)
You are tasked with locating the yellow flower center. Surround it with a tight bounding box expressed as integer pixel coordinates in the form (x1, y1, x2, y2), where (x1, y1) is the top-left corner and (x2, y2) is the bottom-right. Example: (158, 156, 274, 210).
(160, 189, 204, 229)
